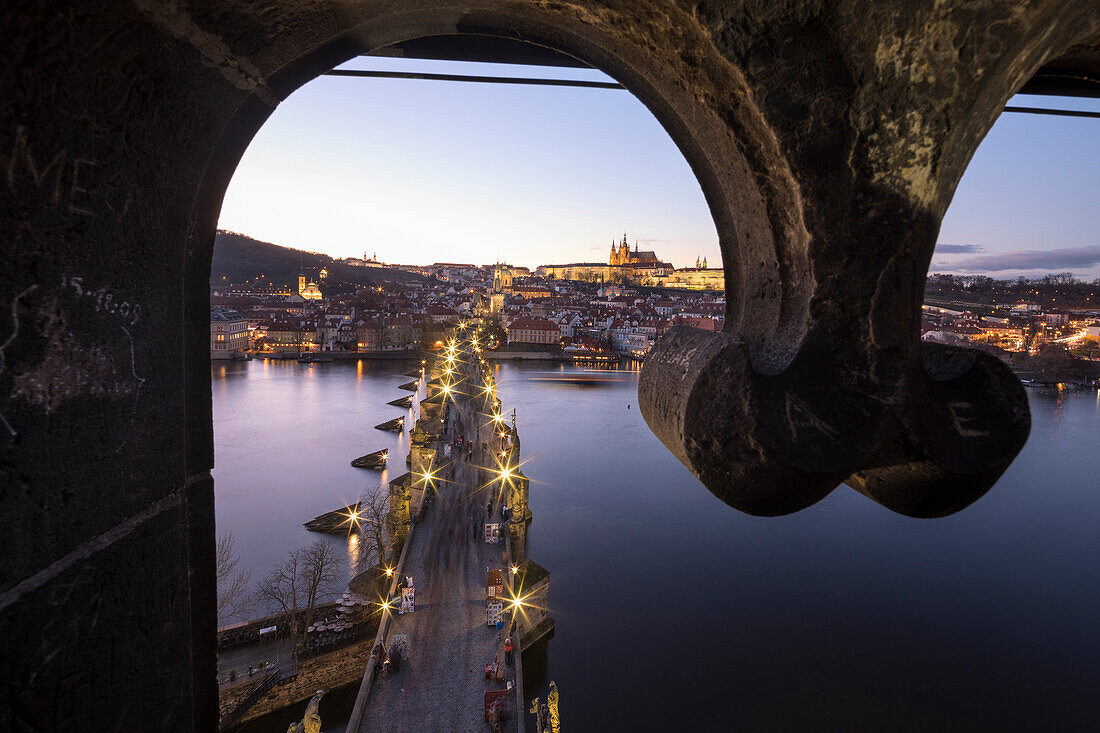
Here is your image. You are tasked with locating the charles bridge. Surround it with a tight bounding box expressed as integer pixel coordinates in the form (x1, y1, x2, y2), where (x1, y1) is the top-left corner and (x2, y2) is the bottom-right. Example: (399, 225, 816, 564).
(345, 324, 549, 731)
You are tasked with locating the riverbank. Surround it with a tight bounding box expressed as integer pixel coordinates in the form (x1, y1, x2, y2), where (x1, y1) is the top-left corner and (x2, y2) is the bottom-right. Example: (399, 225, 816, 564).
(240, 348, 625, 364)
(484, 351, 568, 361)
(1010, 359, 1100, 388)
(253, 351, 422, 361)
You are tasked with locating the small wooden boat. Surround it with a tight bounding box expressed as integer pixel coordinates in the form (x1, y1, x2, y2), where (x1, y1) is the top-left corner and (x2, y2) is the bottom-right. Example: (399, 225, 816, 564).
(397, 380, 419, 391)
(351, 449, 388, 469)
(402, 370, 422, 378)
(374, 417, 404, 432)
(304, 503, 361, 533)
(387, 395, 413, 408)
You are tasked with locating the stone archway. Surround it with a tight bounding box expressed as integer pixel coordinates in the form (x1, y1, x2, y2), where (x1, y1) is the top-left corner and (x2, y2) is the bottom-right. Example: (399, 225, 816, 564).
(2, 3, 1098, 729)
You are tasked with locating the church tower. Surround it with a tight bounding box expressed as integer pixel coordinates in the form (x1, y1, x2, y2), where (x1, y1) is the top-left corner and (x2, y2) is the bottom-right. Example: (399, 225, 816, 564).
(490, 262, 505, 314)
(298, 269, 306, 295)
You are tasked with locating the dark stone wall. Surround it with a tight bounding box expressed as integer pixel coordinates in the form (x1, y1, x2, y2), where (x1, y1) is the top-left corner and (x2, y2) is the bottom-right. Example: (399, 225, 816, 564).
(1, 1, 1097, 729)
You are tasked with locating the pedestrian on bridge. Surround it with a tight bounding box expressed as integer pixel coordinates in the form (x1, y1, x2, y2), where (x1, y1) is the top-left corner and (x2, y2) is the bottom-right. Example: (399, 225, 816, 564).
(373, 643, 385, 676)
(504, 637, 514, 666)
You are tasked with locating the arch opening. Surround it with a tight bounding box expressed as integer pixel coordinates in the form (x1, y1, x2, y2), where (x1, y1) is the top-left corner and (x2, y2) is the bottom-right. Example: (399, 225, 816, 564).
(202, 28, 761, 726)
(194, 23, 813, 379)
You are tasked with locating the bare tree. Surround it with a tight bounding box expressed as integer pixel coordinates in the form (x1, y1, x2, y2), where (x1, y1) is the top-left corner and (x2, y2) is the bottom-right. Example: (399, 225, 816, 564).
(355, 488, 394, 572)
(299, 539, 341, 634)
(254, 540, 341, 651)
(216, 531, 252, 623)
(255, 547, 303, 648)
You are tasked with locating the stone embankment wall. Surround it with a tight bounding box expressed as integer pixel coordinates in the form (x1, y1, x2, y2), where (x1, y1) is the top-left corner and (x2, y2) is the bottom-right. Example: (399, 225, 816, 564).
(483, 352, 568, 361)
(235, 640, 375, 726)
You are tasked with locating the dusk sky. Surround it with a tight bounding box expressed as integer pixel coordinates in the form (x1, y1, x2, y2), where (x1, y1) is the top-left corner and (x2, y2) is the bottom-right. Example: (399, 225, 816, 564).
(219, 57, 1100, 278)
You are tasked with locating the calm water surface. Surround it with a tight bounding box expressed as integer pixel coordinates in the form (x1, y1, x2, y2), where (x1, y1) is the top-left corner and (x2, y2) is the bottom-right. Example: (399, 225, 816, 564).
(214, 360, 1100, 731)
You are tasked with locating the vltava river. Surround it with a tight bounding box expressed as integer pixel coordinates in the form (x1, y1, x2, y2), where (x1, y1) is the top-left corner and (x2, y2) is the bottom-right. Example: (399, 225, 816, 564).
(214, 359, 1100, 730)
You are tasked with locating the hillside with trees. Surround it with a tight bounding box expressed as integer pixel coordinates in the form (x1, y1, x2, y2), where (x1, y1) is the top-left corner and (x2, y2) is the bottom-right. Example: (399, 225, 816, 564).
(211, 230, 435, 293)
(925, 272, 1099, 310)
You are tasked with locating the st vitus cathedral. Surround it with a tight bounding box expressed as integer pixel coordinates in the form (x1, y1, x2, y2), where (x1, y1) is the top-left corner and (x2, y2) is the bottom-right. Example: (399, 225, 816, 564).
(609, 233, 660, 267)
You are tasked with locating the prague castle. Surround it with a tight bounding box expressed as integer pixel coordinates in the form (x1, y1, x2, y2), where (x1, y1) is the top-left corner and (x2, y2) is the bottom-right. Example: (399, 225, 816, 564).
(537, 233, 722, 290)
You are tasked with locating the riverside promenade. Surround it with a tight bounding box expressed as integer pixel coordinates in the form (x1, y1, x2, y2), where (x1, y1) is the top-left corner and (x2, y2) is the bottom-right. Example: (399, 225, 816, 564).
(353, 325, 535, 732)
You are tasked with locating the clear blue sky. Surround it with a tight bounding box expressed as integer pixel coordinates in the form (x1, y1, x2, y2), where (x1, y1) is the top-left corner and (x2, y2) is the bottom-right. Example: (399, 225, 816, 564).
(219, 57, 1100, 278)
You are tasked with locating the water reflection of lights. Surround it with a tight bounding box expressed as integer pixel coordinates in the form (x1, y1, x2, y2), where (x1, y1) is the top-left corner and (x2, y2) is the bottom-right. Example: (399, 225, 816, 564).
(525, 370, 630, 385)
(347, 533, 360, 575)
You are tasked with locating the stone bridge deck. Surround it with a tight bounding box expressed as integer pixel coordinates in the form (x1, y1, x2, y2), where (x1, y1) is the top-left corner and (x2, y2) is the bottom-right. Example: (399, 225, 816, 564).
(357, 355, 517, 731)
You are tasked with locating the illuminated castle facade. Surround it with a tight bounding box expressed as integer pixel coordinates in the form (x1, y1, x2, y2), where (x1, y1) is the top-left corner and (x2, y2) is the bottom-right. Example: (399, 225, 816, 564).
(609, 232, 660, 267)
(538, 234, 720, 290)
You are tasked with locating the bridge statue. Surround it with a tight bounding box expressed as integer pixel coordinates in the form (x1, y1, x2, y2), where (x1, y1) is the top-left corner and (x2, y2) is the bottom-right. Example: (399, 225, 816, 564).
(285, 690, 324, 733)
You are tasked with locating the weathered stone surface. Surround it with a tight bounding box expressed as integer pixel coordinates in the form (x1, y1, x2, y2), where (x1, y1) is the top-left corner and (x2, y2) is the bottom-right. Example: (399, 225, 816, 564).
(2, 1, 1098, 729)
